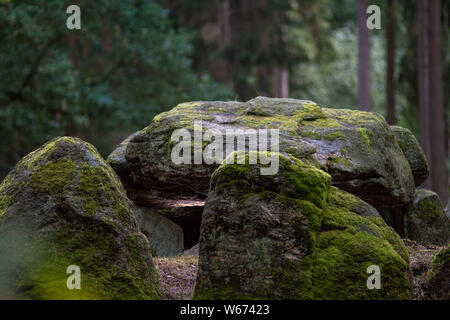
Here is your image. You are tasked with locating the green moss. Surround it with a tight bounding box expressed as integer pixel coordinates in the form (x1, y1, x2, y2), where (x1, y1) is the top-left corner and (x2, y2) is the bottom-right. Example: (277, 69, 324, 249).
(17, 142, 58, 170)
(300, 130, 322, 140)
(244, 106, 272, 117)
(0, 195, 11, 218)
(58, 137, 78, 144)
(74, 165, 102, 215)
(293, 102, 325, 121)
(285, 146, 298, 155)
(36, 205, 158, 299)
(143, 101, 216, 134)
(15, 137, 83, 173)
(324, 187, 409, 263)
(237, 115, 297, 131)
(404, 189, 450, 245)
(23, 216, 160, 300)
(358, 128, 371, 147)
(432, 247, 449, 270)
(322, 108, 385, 127)
(30, 159, 77, 195)
(416, 197, 442, 223)
(301, 117, 344, 129)
(323, 131, 347, 142)
(0, 137, 161, 300)
(73, 163, 131, 219)
(197, 185, 411, 300)
(396, 137, 406, 152)
(296, 229, 410, 299)
(290, 187, 411, 299)
(25, 250, 103, 300)
(212, 152, 331, 209)
(196, 152, 411, 300)
(175, 101, 205, 109)
(328, 155, 352, 167)
(281, 156, 331, 209)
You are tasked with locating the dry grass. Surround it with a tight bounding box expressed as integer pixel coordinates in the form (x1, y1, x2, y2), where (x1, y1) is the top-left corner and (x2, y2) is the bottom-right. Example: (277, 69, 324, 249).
(154, 254, 198, 300)
(404, 239, 445, 300)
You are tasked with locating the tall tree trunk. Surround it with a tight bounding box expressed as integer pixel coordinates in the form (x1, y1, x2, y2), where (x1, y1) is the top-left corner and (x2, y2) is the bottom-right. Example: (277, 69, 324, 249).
(273, 67, 289, 98)
(218, 0, 231, 50)
(429, 0, 448, 206)
(257, 66, 270, 97)
(228, 0, 250, 100)
(217, 0, 233, 87)
(418, 0, 431, 189)
(357, 0, 371, 111)
(418, 0, 448, 206)
(386, 0, 396, 125)
(273, 8, 289, 98)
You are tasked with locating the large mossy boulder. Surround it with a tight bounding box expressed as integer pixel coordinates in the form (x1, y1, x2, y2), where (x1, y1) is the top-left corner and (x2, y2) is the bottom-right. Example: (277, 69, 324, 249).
(423, 246, 449, 300)
(109, 97, 414, 219)
(134, 205, 184, 257)
(404, 189, 450, 246)
(0, 137, 160, 299)
(193, 152, 412, 300)
(390, 126, 429, 187)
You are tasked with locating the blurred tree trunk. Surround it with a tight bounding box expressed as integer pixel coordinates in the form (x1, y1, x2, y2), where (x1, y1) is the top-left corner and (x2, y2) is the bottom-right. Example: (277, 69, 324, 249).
(357, 0, 371, 111)
(217, 0, 233, 88)
(273, 67, 289, 98)
(273, 8, 288, 98)
(218, 0, 231, 49)
(418, 0, 431, 185)
(257, 66, 271, 97)
(228, 0, 250, 100)
(386, 0, 396, 125)
(418, 0, 448, 206)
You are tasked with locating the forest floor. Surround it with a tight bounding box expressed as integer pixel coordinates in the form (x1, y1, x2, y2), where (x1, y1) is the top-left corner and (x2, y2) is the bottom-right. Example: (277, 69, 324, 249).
(405, 239, 445, 300)
(154, 240, 444, 300)
(154, 245, 199, 300)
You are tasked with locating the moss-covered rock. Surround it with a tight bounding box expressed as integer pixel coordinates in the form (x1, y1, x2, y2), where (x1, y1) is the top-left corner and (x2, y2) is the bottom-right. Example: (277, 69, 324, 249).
(423, 246, 449, 300)
(390, 125, 429, 187)
(109, 97, 415, 227)
(134, 205, 184, 257)
(0, 137, 160, 299)
(447, 202, 450, 219)
(193, 152, 411, 300)
(404, 189, 450, 246)
(446, 186, 450, 219)
(107, 132, 140, 190)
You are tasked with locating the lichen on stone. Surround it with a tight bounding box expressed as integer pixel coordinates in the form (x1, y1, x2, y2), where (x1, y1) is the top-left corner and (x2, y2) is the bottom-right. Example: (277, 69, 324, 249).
(423, 246, 449, 299)
(390, 125, 429, 187)
(0, 137, 161, 299)
(194, 151, 412, 300)
(404, 188, 450, 245)
(110, 97, 415, 229)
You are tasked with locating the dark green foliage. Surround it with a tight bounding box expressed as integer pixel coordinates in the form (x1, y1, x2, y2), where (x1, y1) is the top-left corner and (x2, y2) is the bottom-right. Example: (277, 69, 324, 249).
(0, 0, 233, 179)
